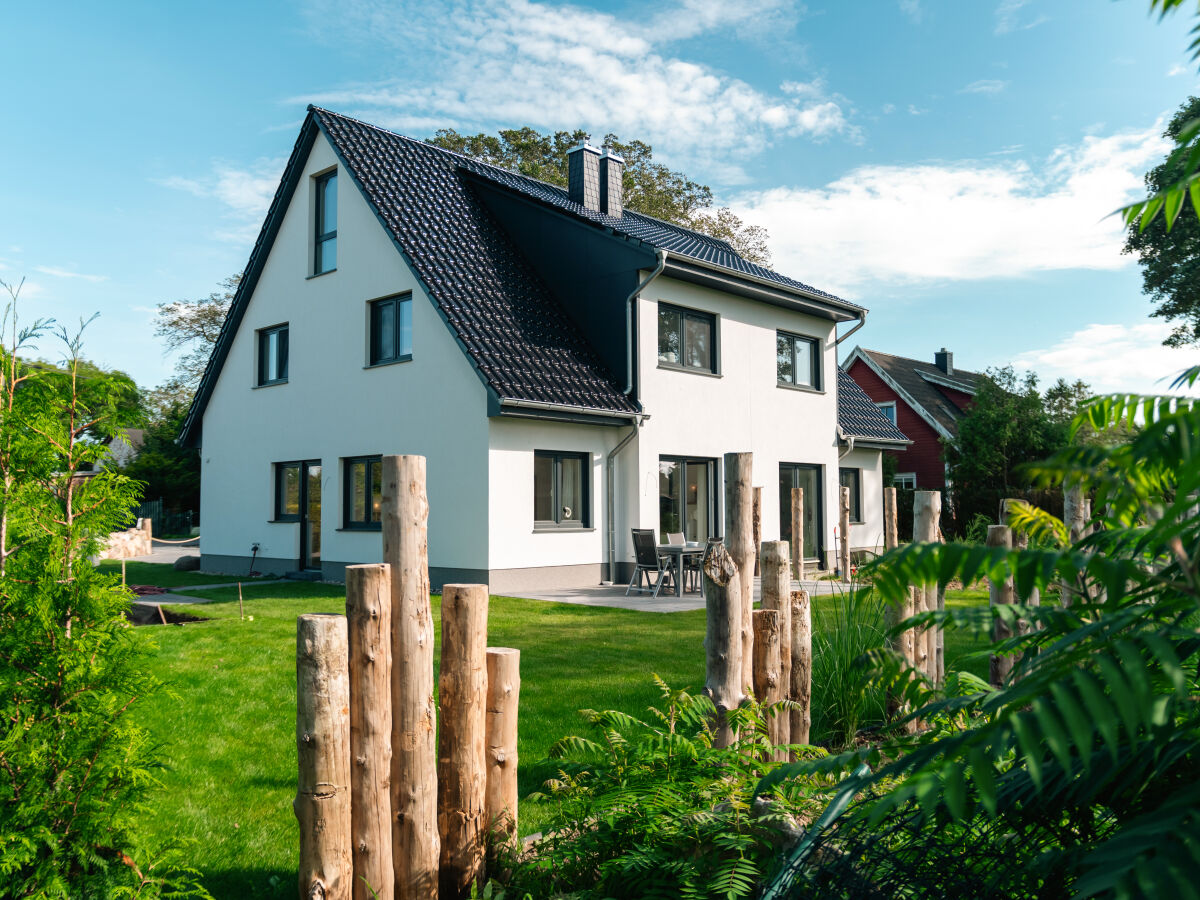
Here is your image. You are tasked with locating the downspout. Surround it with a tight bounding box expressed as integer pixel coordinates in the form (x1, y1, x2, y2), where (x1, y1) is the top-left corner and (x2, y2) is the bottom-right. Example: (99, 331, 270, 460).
(605, 421, 641, 584)
(834, 311, 866, 346)
(837, 425, 856, 460)
(625, 249, 668, 394)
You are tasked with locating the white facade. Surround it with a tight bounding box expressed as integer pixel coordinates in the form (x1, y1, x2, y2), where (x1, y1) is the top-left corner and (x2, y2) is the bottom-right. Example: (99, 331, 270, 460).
(198, 131, 889, 587)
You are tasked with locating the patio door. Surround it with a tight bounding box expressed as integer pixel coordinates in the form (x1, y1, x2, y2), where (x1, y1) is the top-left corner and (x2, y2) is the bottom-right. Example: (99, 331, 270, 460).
(300, 462, 322, 571)
(780, 463, 823, 567)
(658, 457, 715, 542)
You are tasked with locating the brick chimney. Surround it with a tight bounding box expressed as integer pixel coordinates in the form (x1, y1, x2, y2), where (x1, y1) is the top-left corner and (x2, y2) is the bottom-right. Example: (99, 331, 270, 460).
(599, 147, 624, 217)
(935, 348, 954, 375)
(567, 138, 601, 211)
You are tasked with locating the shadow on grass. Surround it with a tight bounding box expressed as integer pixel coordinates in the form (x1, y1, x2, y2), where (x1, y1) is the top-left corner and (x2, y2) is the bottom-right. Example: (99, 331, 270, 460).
(200, 867, 294, 900)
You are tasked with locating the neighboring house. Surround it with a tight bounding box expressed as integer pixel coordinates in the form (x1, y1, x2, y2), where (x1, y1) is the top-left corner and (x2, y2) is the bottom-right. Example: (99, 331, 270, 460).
(97, 428, 145, 470)
(843, 347, 983, 491)
(180, 107, 907, 589)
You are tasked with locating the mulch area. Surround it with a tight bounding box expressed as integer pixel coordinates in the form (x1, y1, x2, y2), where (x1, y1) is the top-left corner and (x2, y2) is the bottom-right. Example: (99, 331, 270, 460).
(129, 585, 169, 596)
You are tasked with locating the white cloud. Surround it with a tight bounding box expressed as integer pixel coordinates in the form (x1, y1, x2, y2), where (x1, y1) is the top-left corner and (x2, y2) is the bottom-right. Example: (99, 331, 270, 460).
(995, 0, 1047, 35)
(899, 0, 922, 24)
(907, 104, 928, 116)
(296, 0, 852, 173)
(157, 158, 285, 245)
(730, 124, 1169, 295)
(1015, 321, 1200, 396)
(34, 266, 108, 283)
(959, 79, 1008, 95)
(1168, 62, 1190, 77)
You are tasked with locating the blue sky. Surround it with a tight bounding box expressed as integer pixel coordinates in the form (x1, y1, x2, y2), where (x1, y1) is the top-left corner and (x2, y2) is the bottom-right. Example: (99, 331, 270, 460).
(3, 0, 1199, 395)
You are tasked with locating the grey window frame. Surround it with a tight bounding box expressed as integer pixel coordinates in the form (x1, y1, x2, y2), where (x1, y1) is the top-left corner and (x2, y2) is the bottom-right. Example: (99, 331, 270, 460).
(534, 450, 591, 528)
(368, 294, 413, 366)
(657, 303, 719, 375)
(894, 473, 917, 490)
(343, 455, 382, 530)
(257, 324, 289, 386)
(274, 461, 303, 521)
(875, 401, 897, 424)
(314, 170, 337, 275)
(777, 330, 821, 390)
(839, 467, 862, 523)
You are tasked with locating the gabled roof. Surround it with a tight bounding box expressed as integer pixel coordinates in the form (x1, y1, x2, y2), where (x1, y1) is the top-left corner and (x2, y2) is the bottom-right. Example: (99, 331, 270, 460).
(837, 368, 910, 445)
(843, 347, 983, 439)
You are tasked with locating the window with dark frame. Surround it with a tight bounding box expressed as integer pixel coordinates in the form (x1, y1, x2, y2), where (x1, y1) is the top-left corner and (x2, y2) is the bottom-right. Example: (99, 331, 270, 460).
(369, 295, 413, 365)
(777, 331, 820, 389)
(343, 456, 383, 529)
(839, 467, 862, 523)
(533, 451, 590, 528)
(314, 170, 337, 274)
(657, 303, 717, 373)
(257, 324, 289, 385)
(275, 461, 302, 521)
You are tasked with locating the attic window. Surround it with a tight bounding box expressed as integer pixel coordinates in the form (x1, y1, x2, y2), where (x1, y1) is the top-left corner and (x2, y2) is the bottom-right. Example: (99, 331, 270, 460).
(876, 401, 897, 424)
(314, 170, 337, 274)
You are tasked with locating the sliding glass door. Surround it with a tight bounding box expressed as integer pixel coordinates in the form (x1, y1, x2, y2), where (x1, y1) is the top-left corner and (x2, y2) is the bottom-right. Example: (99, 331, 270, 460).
(658, 457, 716, 542)
(780, 463, 823, 566)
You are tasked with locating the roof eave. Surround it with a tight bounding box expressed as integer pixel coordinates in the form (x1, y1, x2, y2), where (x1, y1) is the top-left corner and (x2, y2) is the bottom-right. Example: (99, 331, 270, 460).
(662, 258, 862, 323)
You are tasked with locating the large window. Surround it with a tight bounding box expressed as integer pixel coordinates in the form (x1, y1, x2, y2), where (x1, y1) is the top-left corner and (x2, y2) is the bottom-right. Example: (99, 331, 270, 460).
(777, 331, 820, 389)
(344, 456, 383, 529)
(839, 467, 862, 523)
(534, 451, 590, 528)
(659, 456, 715, 542)
(658, 304, 717, 373)
(780, 463, 822, 565)
(314, 170, 337, 274)
(257, 324, 289, 386)
(369, 295, 413, 366)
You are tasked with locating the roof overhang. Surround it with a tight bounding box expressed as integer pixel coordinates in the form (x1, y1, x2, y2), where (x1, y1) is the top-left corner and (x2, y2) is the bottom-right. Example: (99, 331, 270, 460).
(489, 394, 646, 426)
(839, 437, 912, 451)
(918, 369, 978, 395)
(662, 257, 862, 323)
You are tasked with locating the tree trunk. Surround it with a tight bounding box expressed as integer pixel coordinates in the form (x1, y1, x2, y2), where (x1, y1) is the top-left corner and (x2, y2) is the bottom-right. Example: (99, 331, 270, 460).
(752, 609, 784, 758)
(987, 525, 1016, 687)
(839, 486, 852, 584)
(913, 491, 941, 682)
(723, 452, 755, 695)
(345, 565, 394, 900)
(789, 589, 812, 750)
(295, 614, 352, 900)
(484, 647, 520, 850)
(437, 585, 489, 900)
(752, 486, 762, 576)
(791, 487, 804, 581)
(381, 455, 439, 899)
(759, 541, 791, 743)
(883, 487, 898, 552)
(704, 541, 743, 748)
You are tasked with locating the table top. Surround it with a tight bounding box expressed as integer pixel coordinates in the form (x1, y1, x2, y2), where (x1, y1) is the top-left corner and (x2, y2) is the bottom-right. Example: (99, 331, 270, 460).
(660, 543, 704, 552)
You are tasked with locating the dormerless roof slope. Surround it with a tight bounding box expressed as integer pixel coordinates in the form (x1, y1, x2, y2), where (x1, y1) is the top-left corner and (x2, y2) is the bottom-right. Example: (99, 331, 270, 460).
(837, 368, 910, 444)
(855, 348, 982, 438)
(180, 107, 866, 446)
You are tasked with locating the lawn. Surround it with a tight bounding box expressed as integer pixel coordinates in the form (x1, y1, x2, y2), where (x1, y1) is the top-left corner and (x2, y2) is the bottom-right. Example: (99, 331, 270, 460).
(97, 559, 278, 589)
(128, 567, 988, 899)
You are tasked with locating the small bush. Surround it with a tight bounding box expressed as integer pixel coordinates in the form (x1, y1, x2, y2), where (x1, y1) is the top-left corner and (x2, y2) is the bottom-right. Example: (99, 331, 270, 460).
(810, 587, 887, 748)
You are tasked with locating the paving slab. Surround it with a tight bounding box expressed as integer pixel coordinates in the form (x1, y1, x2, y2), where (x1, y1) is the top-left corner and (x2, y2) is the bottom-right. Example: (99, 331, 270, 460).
(509, 576, 850, 613)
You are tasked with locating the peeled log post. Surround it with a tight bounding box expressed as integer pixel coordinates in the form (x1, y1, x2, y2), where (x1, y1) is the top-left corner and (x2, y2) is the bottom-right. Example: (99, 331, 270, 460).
(839, 486, 852, 584)
(704, 541, 744, 748)
(883, 487, 898, 552)
(913, 491, 941, 682)
(759, 541, 791, 744)
(1001, 499, 1040, 635)
(752, 609, 784, 759)
(987, 526, 1016, 687)
(381, 454, 439, 900)
(791, 487, 805, 581)
(296, 614, 352, 900)
(484, 648, 520, 850)
(752, 487, 762, 577)
(724, 452, 755, 695)
(437, 585, 489, 900)
(346, 565, 394, 900)
(789, 589, 812, 750)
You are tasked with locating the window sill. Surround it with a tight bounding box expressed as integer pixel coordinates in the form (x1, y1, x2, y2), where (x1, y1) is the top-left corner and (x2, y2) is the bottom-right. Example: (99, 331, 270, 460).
(306, 268, 337, 280)
(253, 379, 289, 389)
(268, 518, 300, 524)
(656, 363, 722, 378)
(364, 354, 413, 370)
(533, 526, 595, 534)
(337, 526, 382, 533)
(777, 382, 824, 395)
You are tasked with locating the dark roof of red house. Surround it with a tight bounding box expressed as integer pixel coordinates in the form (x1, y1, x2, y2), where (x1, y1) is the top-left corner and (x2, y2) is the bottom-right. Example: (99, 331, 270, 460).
(850, 348, 984, 437)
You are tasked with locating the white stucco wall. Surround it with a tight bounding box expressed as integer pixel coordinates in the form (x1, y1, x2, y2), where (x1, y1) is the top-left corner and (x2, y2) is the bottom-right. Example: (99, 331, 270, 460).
(840, 446, 886, 554)
(199, 133, 489, 574)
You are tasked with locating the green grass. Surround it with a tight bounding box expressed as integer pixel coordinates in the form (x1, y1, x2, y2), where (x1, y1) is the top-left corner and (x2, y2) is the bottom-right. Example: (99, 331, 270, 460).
(124, 564, 989, 898)
(97, 560, 277, 589)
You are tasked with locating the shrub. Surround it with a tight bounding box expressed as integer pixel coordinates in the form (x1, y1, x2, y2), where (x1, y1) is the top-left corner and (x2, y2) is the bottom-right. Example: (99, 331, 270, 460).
(810, 586, 887, 749)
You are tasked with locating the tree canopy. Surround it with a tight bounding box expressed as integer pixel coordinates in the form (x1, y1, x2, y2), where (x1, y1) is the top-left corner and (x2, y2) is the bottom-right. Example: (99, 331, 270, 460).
(154, 274, 239, 398)
(1124, 96, 1200, 347)
(427, 127, 772, 265)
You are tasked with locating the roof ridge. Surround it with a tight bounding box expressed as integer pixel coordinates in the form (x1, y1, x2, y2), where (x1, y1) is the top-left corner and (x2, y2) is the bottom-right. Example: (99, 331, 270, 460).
(861, 346, 982, 379)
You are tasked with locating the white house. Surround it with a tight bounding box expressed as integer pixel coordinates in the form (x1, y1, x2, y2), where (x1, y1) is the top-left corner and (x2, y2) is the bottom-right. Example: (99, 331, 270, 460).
(180, 107, 909, 590)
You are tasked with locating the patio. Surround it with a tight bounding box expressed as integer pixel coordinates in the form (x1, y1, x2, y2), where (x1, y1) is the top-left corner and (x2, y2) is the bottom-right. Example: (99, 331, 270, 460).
(509, 575, 851, 613)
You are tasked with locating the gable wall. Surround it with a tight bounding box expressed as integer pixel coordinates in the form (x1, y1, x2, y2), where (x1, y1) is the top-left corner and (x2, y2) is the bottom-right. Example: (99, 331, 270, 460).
(847, 359, 947, 491)
(198, 133, 490, 577)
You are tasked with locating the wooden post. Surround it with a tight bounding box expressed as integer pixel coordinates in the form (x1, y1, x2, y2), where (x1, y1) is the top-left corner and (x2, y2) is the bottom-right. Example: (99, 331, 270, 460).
(295, 614, 352, 900)
(987, 526, 1016, 687)
(121, 557, 126, 587)
(437, 585, 489, 900)
(703, 541, 743, 748)
(238, 582, 244, 620)
(723, 452, 755, 695)
(789, 589, 812, 749)
(759, 541, 791, 741)
(346, 565, 394, 900)
(485, 648, 520, 849)
(883, 487, 898, 552)
(752, 609, 784, 758)
(1061, 479, 1087, 607)
(790, 487, 804, 581)
(752, 487, 762, 577)
(381, 454, 439, 899)
(839, 486, 852, 583)
(913, 491, 941, 682)
(1001, 499, 1040, 632)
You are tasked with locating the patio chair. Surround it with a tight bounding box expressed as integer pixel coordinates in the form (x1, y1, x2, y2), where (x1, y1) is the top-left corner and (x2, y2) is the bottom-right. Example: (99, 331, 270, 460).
(683, 537, 722, 593)
(627, 528, 674, 598)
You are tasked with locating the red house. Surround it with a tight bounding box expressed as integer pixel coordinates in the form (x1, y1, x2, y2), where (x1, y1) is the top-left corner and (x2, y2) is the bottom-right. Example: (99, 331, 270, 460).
(842, 347, 982, 491)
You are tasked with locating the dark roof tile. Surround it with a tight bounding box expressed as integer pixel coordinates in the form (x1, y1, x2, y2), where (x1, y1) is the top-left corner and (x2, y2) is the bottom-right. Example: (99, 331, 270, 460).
(838, 368, 910, 443)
